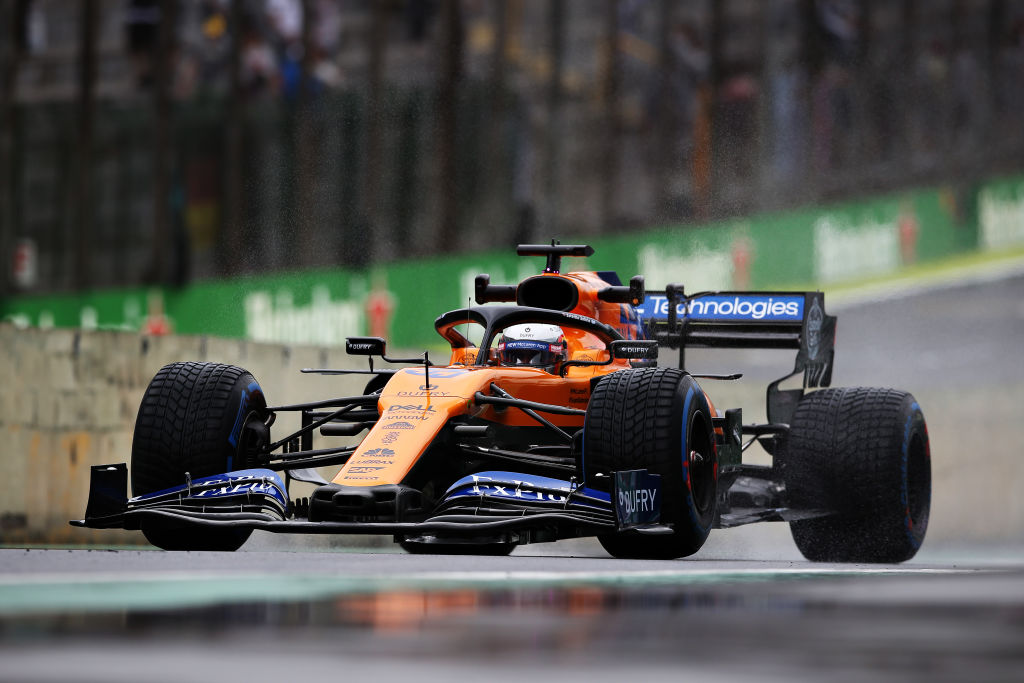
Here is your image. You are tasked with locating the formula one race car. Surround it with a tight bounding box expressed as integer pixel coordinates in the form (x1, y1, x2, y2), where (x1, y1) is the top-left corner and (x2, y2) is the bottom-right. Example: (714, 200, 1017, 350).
(73, 243, 931, 562)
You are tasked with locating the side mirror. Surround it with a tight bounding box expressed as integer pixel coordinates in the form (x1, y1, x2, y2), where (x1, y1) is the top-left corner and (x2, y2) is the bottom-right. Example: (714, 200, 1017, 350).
(346, 337, 386, 356)
(474, 274, 517, 305)
(609, 340, 659, 361)
(597, 275, 645, 306)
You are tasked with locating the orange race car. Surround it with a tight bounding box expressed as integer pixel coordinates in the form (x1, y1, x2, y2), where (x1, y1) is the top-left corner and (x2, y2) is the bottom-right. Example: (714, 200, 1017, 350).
(73, 243, 931, 562)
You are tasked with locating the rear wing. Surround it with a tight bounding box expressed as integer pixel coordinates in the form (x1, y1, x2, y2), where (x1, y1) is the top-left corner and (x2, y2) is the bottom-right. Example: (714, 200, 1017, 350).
(638, 286, 836, 390)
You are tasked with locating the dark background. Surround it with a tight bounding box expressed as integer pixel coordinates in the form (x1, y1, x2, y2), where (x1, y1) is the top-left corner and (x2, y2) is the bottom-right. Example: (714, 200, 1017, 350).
(1, 0, 1023, 294)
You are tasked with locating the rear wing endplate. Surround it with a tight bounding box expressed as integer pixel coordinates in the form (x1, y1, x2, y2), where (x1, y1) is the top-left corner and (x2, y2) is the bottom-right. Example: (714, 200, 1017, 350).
(638, 286, 836, 390)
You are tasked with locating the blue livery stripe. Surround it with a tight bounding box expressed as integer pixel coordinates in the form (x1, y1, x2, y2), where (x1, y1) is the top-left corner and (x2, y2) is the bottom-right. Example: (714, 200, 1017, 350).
(637, 294, 804, 322)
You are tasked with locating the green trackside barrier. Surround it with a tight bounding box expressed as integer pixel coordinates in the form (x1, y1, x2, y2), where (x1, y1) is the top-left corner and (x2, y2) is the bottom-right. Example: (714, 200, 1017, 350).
(1, 174, 1013, 350)
(976, 174, 1024, 251)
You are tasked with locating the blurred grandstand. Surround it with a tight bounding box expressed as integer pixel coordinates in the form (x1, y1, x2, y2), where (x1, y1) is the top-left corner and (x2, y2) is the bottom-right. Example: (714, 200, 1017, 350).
(1, 0, 1023, 295)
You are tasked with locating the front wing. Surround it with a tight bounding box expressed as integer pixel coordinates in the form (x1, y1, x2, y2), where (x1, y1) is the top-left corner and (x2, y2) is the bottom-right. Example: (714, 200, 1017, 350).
(70, 465, 671, 540)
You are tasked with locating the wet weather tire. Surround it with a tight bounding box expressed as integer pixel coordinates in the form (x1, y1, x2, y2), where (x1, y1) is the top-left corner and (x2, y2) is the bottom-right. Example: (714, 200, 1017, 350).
(582, 368, 718, 559)
(131, 362, 268, 551)
(785, 388, 931, 563)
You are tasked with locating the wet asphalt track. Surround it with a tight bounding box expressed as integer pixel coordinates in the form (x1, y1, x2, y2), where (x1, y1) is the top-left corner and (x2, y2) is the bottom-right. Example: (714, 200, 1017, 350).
(2, 269, 1023, 682)
(1, 547, 1023, 682)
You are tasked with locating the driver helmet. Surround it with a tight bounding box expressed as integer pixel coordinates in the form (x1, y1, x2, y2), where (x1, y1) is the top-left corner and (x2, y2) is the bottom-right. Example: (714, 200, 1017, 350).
(497, 324, 566, 370)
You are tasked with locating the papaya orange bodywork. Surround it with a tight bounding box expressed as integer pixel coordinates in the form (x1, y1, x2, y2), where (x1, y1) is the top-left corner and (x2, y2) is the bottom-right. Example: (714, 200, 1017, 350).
(333, 269, 715, 488)
(333, 365, 609, 487)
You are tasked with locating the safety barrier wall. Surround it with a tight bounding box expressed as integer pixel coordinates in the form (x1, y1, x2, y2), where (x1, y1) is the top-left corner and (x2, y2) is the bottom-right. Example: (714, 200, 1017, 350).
(0, 324, 365, 545)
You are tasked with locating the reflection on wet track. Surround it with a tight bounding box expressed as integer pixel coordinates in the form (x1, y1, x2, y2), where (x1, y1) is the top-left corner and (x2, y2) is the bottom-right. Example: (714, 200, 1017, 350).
(1, 550, 1023, 683)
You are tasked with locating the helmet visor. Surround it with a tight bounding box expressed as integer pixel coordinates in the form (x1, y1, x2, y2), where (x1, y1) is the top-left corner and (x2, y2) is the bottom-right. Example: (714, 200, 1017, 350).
(498, 339, 563, 367)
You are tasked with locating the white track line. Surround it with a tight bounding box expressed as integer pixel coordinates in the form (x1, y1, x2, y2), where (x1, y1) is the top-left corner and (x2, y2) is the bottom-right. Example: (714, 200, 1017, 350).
(827, 252, 1024, 310)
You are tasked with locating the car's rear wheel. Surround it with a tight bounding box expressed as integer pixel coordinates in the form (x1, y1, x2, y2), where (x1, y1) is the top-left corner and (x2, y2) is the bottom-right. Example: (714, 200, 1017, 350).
(582, 368, 718, 559)
(784, 387, 931, 563)
(131, 362, 269, 551)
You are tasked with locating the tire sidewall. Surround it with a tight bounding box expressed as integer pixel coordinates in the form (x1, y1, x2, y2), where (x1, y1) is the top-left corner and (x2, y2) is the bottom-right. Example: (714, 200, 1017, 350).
(220, 374, 267, 474)
(671, 374, 718, 543)
(892, 396, 930, 553)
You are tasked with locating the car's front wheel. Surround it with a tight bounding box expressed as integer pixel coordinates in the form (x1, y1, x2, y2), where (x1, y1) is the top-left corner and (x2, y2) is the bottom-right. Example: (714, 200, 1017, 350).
(131, 362, 269, 551)
(582, 368, 718, 559)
